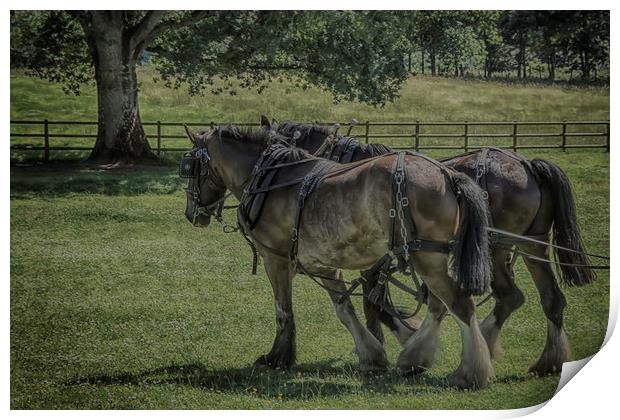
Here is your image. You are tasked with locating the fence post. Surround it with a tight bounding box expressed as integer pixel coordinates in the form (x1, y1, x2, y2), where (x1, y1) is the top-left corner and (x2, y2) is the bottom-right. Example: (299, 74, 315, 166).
(364, 121, 370, 144)
(464, 122, 469, 152)
(561, 121, 567, 152)
(156, 121, 162, 155)
(414, 121, 420, 151)
(43, 119, 49, 162)
(606, 122, 610, 153)
(512, 122, 518, 151)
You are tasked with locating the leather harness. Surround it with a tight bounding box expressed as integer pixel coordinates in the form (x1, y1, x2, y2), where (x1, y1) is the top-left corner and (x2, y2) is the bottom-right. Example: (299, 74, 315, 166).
(443, 147, 549, 269)
(320, 136, 361, 163)
(236, 145, 454, 326)
(180, 138, 609, 329)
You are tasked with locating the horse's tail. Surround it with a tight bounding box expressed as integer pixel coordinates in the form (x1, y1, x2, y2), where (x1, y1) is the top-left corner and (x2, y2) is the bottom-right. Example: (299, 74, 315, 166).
(450, 171, 493, 296)
(530, 159, 595, 286)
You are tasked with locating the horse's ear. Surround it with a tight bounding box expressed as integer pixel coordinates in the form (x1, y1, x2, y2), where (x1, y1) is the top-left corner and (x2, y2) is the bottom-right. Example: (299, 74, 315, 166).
(260, 115, 270, 130)
(184, 124, 198, 146)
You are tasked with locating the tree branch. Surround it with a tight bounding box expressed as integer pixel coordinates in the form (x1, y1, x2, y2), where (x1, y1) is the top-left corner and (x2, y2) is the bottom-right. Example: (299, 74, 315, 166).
(130, 11, 210, 55)
(68, 11, 96, 55)
(128, 11, 167, 51)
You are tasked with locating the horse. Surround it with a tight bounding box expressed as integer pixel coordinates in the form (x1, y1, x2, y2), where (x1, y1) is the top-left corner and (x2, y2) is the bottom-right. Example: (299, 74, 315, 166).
(263, 118, 595, 376)
(181, 125, 495, 389)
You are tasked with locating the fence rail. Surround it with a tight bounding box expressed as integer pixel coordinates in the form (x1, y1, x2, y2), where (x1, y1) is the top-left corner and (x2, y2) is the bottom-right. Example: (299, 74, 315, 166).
(10, 119, 610, 161)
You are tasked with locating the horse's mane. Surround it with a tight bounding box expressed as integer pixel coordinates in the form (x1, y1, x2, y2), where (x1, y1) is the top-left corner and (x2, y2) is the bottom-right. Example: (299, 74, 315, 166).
(201, 124, 310, 163)
(314, 135, 393, 159)
(274, 122, 331, 140)
(264, 143, 312, 164)
(361, 142, 392, 156)
(208, 124, 272, 147)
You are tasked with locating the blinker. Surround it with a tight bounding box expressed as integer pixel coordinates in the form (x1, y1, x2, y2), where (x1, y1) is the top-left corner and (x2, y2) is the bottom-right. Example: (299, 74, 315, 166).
(178, 147, 211, 179)
(179, 155, 199, 178)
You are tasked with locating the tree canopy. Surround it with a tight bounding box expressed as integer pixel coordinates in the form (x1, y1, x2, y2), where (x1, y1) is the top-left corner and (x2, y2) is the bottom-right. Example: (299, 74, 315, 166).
(10, 10, 610, 163)
(405, 10, 609, 81)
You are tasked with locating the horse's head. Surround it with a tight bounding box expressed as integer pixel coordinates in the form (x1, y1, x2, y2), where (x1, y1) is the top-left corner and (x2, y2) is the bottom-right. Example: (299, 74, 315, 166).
(180, 125, 227, 227)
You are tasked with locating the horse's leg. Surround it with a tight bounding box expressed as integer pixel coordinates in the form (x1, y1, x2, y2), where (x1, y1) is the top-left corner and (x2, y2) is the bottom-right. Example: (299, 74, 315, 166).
(479, 247, 525, 358)
(361, 273, 420, 348)
(398, 253, 494, 389)
(320, 269, 388, 372)
(520, 242, 571, 376)
(254, 254, 296, 369)
(361, 275, 386, 346)
(395, 292, 447, 374)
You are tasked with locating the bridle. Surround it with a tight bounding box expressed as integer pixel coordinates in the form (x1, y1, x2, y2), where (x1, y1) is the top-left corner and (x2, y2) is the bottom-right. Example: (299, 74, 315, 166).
(180, 127, 296, 229)
(179, 144, 229, 226)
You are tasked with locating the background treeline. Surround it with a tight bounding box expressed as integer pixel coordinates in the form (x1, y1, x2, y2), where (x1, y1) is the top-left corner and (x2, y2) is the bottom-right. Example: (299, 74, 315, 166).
(402, 10, 609, 83)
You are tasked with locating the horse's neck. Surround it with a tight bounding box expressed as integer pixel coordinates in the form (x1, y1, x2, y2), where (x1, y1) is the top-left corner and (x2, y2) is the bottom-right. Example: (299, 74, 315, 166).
(219, 142, 265, 199)
(298, 132, 328, 154)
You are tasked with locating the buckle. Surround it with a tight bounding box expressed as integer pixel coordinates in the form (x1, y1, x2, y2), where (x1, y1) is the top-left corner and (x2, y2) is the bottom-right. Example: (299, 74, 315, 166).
(389, 208, 396, 218)
(409, 239, 422, 251)
(401, 197, 409, 207)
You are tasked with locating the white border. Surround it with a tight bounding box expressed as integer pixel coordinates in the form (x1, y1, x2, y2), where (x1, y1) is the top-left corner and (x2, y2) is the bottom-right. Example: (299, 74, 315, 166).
(3, 1, 616, 418)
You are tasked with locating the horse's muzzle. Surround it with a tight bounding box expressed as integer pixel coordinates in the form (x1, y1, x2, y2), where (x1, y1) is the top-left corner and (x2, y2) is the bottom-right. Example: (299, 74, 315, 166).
(186, 208, 211, 227)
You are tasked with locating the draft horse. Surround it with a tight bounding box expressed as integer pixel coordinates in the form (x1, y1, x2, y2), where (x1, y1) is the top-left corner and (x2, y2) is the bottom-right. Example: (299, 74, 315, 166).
(181, 125, 495, 389)
(263, 118, 595, 376)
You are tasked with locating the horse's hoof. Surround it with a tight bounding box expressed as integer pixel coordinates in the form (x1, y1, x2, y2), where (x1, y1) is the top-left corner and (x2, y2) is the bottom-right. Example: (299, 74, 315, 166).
(528, 358, 563, 376)
(359, 361, 388, 374)
(447, 372, 470, 389)
(395, 363, 426, 376)
(447, 371, 491, 390)
(253, 354, 293, 370)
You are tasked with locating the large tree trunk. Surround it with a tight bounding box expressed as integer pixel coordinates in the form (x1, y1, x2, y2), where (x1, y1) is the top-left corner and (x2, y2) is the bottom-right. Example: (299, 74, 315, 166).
(430, 47, 437, 76)
(421, 50, 425, 75)
(86, 13, 156, 163)
(547, 54, 556, 82)
(581, 50, 591, 81)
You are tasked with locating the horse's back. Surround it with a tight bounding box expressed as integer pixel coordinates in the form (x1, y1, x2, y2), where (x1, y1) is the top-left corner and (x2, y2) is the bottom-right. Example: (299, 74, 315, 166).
(445, 150, 541, 233)
(297, 154, 458, 269)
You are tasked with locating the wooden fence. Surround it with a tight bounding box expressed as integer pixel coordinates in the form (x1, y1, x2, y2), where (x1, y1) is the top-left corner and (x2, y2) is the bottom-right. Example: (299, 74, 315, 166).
(10, 119, 610, 161)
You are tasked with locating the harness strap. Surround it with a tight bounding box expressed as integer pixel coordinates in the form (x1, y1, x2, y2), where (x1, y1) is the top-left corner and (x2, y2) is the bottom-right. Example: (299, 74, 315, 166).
(341, 138, 359, 163)
(237, 146, 453, 328)
(289, 160, 338, 264)
(488, 227, 610, 260)
(475, 148, 490, 202)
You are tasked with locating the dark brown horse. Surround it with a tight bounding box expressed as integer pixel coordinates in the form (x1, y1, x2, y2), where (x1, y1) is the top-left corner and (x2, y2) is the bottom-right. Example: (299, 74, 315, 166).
(264, 118, 595, 377)
(182, 125, 495, 389)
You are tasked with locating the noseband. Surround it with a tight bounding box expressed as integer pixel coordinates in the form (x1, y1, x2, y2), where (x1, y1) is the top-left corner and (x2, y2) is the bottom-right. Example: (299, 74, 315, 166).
(179, 146, 227, 225)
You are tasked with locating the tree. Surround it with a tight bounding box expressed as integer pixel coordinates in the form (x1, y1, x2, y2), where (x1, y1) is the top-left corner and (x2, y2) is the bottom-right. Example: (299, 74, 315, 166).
(414, 11, 455, 76)
(529, 11, 568, 82)
(11, 11, 410, 163)
(563, 11, 610, 81)
(439, 14, 485, 77)
(500, 11, 537, 79)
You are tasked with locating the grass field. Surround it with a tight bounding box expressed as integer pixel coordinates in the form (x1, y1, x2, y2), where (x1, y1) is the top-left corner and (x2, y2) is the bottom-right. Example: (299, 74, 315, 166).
(10, 68, 610, 160)
(10, 72, 610, 409)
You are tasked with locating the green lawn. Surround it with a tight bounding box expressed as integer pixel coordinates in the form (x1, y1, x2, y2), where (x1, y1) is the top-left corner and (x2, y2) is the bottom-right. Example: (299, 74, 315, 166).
(10, 73, 609, 409)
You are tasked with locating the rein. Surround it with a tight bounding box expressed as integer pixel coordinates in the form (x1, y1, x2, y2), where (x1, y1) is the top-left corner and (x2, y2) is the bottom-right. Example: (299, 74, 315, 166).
(488, 227, 610, 270)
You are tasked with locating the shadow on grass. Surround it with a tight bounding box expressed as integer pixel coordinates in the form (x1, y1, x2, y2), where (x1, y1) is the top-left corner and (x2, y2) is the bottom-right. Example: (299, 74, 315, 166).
(11, 160, 185, 198)
(66, 361, 536, 400)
